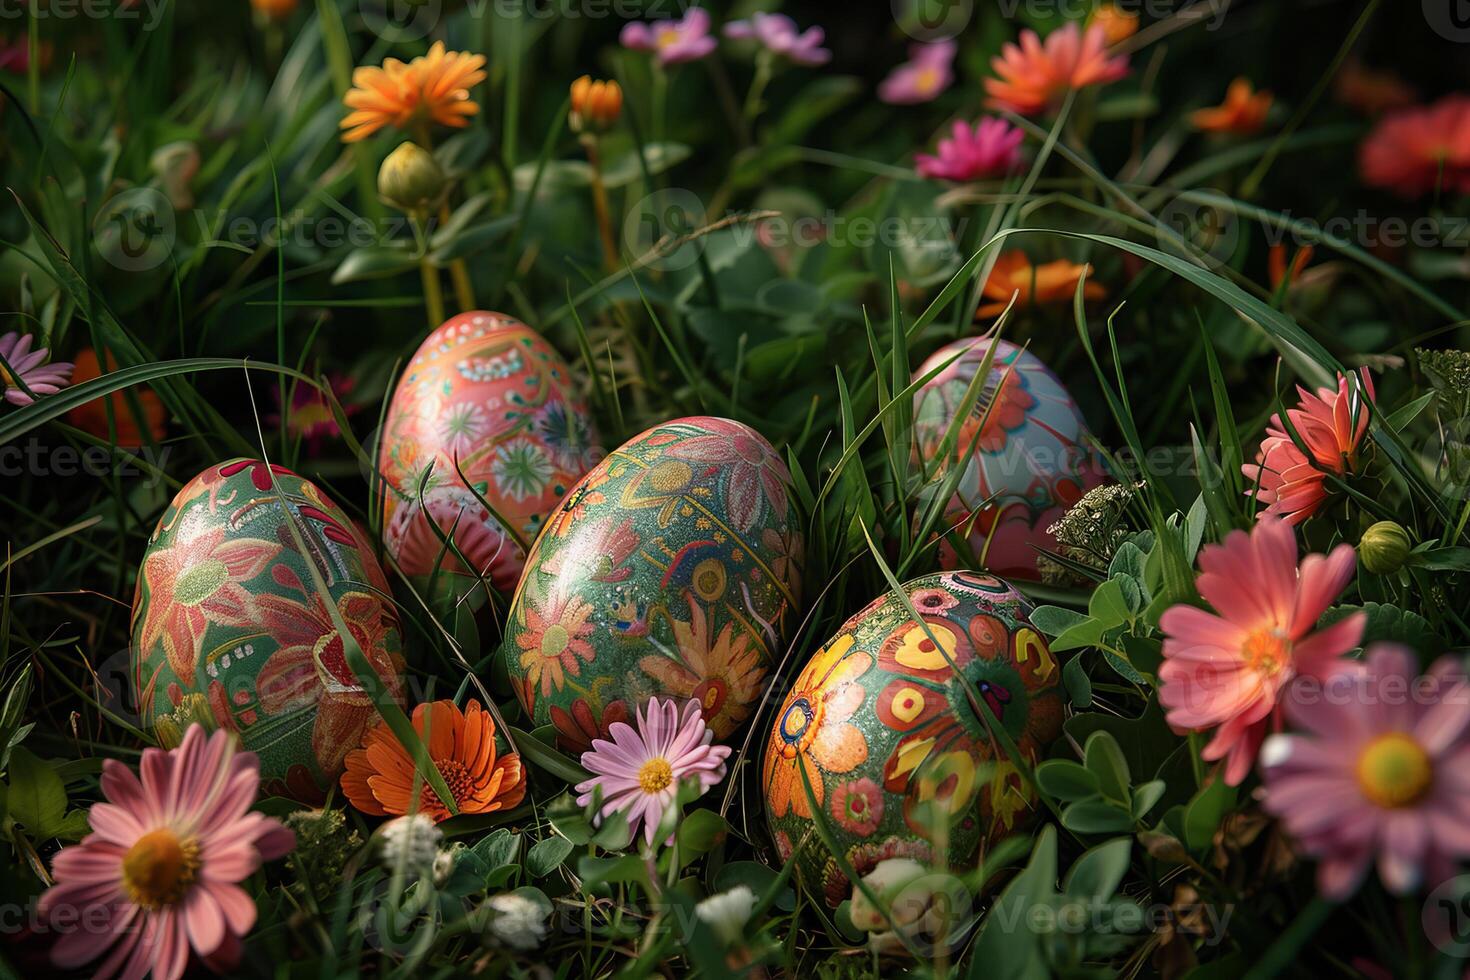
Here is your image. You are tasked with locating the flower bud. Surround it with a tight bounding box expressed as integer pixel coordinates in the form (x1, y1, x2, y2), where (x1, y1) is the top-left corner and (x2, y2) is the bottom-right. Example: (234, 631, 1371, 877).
(849, 858, 931, 932)
(570, 75, 623, 133)
(251, 0, 299, 21)
(378, 141, 447, 213)
(1359, 520, 1411, 574)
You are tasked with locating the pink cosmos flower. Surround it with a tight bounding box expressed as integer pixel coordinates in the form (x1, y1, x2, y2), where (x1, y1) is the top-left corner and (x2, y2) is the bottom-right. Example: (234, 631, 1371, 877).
(0, 331, 73, 406)
(724, 13, 831, 67)
(985, 22, 1129, 116)
(39, 725, 295, 980)
(1242, 369, 1374, 525)
(1157, 519, 1365, 785)
(575, 697, 731, 845)
(620, 7, 718, 66)
(915, 117, 1025, 182)
(1360, 94, 1470, 199)
(879, 40, 956, 105)
(1261, 647, 1470, 899)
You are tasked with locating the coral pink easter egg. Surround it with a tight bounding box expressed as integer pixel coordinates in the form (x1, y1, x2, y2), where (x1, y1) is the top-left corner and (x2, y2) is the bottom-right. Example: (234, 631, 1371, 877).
(378, 312, 603, 589)
(913, 338, 1109, 579)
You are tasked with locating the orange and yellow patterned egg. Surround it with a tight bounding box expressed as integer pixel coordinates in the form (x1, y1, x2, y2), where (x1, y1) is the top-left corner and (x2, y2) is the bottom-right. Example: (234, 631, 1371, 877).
(762, 571, 1062, 906)
(378, 311, 602, 590)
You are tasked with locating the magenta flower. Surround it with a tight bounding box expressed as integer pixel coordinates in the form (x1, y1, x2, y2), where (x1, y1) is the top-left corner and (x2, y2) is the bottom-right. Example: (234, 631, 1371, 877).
(915, 117, 1026, 182)
(1157, 519, 1364, 786)
(724, 13, 831, 67)
(620, 7, 718, 66)
(576, 697, 731, 845)
(39, 725, 295, 980)
(0, 331, 73, 406)
(879, 40, 956, 105)
(1261, 647, 1470, 899)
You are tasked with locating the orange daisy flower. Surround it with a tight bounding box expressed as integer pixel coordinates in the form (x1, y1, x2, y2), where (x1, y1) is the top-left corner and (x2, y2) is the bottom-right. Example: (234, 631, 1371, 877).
(341, 699, 526, 822)
(1088, 3, 1139, 45)
(340, 41, 487, 144)
(66, 348, 167, 447)
(977, 250, 1106, 317)
(984, 22, 1128, 116)
(1191, 78, 1273, 135)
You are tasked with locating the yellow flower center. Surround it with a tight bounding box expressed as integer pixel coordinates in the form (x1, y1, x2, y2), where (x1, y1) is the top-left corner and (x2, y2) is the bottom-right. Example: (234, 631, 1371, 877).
(1356, 733, 1433, 809)
(540, 624, 570, 658)
(638, 757, 674, 794)
(916, 67, 940, 94)
(122, 829, 201, 910)
(1242, 628, 1290, 676)
(0, 363, 13, 387)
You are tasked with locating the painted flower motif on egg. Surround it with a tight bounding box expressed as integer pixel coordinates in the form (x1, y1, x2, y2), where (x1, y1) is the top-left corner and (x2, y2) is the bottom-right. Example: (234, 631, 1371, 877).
(913, 337, 1109, 579)
(378, 311, 602, 590)
(763, 571, 1062, 906)
(501, 417, 803, 752)
(130, 459, 405, 803)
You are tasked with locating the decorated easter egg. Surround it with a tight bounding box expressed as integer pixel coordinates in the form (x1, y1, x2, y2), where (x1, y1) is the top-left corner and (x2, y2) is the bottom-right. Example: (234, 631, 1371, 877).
(130, 459, 405, 803)
(501, 416, 804, 752)
(762, 571, 1062, 907)
(378, 311, 602, 591)
(913, 338, 1108, 579)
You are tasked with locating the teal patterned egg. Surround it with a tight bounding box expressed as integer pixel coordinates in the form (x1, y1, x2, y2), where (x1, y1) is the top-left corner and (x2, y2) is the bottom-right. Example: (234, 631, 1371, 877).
(129, 459, 405, 803)
(762, 571, 1063, 907)
(500, 417, 804, 752)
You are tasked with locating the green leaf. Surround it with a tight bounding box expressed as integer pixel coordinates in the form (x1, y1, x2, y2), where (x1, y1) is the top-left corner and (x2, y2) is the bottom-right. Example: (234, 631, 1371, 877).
(1131, 780, 1167, 819)
(967, 825, 1057, 980)
(1029, 605, 1091, 638)
(508, 726, 589, 784)
(676, 809, 728, 856)
(716, 860, 796, 913)
(1083, 731, 1132, 804)
(6, 747, 66, 837)
(1061, 800, 1135, 835)
(330, 243, 418, 284)
(526, 837, 575, 877)
(1063, 838, 1133, 903)
(578, 854, 650, 891)
(472, 828, 522, 870)
(1062, 656, 1093, 708)
(1087, 579, 1132, 629)
(1049, 617, 1108, 653)
(1183, 778, 1237, 851)
(1035, 759, 1100, 802)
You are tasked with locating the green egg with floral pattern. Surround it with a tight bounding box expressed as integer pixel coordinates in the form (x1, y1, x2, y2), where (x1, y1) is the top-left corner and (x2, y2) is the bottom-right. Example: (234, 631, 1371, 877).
(500, 416, 804, 753)
(129, 459, 405, 803)
(762, 571, 1063, 906)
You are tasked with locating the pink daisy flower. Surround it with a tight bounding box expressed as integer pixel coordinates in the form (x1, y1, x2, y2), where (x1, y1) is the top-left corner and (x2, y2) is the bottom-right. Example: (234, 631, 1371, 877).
(1242, 369, 1374, 525)
(575, 697, 731, 845)
(0, 331, 73, 406)
(620, 7, 718, 66)
(879, 40, 956, 105)
(1158, 519, 1365, 785)
(1262, 647, 1470, 899)
(915, 117, 1025, 182)
(724, 13, 831, 67)
(39, 725, 295, 980)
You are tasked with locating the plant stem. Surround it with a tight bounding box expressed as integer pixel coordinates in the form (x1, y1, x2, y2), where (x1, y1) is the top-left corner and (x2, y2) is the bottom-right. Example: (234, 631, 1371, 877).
(415, 125, 477, 313)
(412, 212, 446, 329)
(583, 134, 619, 272)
